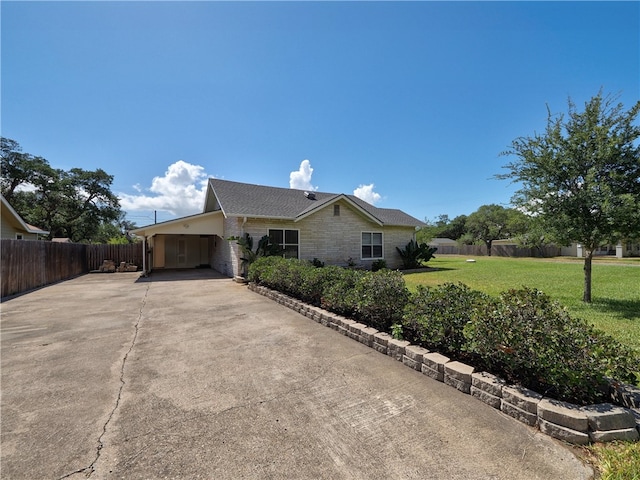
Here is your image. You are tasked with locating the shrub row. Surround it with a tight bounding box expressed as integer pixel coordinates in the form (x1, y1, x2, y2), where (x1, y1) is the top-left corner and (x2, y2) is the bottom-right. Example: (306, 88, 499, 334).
(403, 284, 640, 404)
(248, 257, 640, 405)
(248, 256, 407, 331)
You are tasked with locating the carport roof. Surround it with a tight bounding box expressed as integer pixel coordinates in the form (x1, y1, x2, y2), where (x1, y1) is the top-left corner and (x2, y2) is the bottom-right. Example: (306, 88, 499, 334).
(130, 210, 223, 237)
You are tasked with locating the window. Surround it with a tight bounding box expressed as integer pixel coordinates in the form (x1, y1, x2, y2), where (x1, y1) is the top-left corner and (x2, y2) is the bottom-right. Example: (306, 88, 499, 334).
(334, 204, 340, 216)
(15, 234, 23, 240)
(362, 232, 383, 259)
(268, 229, 299, 258)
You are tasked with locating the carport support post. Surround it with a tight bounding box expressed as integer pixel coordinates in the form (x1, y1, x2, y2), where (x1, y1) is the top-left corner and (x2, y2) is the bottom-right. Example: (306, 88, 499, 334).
(142, 236, 147, 275)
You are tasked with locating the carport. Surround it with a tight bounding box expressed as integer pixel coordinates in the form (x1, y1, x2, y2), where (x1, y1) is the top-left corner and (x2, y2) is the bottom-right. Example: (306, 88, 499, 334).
(132, 210, 224, 273)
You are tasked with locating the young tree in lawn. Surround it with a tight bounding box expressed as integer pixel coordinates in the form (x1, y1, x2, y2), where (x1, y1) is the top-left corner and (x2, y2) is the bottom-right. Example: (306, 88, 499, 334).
(498, 92, 640, 302)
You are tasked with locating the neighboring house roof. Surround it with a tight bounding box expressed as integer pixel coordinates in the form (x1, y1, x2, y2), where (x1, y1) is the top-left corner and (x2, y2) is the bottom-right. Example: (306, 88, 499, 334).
(206, 179, 426, 228)
(429, 238, 457, 246)
(1, 194, 50, 235)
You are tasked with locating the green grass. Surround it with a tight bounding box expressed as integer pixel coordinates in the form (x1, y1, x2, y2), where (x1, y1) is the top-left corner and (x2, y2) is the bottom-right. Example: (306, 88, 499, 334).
(404, 255, 640, 477)
(584, 441, 640, 480)
(404, 255, 640, 354)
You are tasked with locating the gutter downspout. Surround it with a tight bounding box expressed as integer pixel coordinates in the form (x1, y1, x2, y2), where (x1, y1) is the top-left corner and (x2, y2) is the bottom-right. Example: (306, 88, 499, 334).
(238, 217, 247, 278)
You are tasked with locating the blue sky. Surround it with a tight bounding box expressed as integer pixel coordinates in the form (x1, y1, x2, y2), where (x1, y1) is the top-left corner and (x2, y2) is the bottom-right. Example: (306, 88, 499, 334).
(2, 1, 638, 226)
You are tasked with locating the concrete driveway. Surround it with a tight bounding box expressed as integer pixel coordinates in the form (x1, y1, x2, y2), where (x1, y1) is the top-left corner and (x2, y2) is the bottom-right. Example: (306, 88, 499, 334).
(1, 270, 593, 479)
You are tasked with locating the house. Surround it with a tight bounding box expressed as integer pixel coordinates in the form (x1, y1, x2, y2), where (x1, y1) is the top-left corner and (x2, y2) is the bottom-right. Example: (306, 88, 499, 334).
(1, 194, 49, 240)
(131, 179, 426, 277)
(573, 241, 640, 259)
(428, 238, 458, 247)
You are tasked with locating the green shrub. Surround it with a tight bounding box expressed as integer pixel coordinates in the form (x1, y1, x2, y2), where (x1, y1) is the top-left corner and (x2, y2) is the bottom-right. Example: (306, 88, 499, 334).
(320, 268, 363, 317)
(248, 255, 284, 286)
(465, 287, 640, 404)
(402, 283, 488, 356)
(353, 269, 409, 331)
(311, 258, 325, 268)
(371, 259, 387, 272)
(298, 265, 345, 306)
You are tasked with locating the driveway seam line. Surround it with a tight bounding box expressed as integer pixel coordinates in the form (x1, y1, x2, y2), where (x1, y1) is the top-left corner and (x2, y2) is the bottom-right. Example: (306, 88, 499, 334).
(57, 282, 150, 479)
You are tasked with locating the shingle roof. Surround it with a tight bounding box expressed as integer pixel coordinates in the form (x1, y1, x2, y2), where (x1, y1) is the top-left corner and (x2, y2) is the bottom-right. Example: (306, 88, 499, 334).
(207, 179, 425, 228)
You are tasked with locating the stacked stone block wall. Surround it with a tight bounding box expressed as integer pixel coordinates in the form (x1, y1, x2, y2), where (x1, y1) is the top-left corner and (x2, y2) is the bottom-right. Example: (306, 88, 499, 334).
(248, 283, 640, 445)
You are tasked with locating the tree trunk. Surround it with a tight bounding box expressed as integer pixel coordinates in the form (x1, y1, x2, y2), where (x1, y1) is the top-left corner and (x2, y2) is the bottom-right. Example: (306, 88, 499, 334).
(486, 240, 492, 256)
(583, 250, 593, 303)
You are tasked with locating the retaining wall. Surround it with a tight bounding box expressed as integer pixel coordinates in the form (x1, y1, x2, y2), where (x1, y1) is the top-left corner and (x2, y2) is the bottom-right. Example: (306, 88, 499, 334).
(248, 283, 640, 445)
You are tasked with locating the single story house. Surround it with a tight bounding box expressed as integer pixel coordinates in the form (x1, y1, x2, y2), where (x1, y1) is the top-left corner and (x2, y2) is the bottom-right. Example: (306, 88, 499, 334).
(1, 194, 49, 240)
(132, 179, 426, 277)
(428, 238, 458, 247)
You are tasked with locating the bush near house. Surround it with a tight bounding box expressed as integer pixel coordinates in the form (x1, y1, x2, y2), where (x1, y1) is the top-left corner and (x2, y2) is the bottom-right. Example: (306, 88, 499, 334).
(249, 257, 408, 330)
(402, 283, 488, 357)
(248, 257, 640, 405)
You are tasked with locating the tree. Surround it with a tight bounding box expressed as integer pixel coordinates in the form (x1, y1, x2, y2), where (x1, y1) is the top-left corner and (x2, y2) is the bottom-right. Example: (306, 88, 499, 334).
(498, 92, 640, 302)
(465, 204, 526, 255)
(93, 215, 139, 244)
(1, 137, 123, 242)
(1, 137, 55, 202)
(417, 214, 468, 243)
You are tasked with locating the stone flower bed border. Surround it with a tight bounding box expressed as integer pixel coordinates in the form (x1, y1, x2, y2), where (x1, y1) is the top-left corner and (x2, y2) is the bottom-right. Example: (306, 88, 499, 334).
(248, 283, 640, 445)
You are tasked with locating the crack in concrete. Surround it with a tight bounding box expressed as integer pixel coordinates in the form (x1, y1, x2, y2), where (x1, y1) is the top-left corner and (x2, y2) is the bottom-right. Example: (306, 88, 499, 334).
(57, 283, 150, 479)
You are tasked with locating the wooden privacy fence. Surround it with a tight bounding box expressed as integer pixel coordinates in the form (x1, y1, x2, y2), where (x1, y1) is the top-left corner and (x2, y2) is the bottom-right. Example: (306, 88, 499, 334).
(433, 244, 561, 257)
(1, 240, 143, 298)
(84, 243, 143, 271)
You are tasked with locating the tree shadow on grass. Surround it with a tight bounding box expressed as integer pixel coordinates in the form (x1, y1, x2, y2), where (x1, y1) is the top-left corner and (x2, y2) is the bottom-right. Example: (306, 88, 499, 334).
(592, 298, 640, 321)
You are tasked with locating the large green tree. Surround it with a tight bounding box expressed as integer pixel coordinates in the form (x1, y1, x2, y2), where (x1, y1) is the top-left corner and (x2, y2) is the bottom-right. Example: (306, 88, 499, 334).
(417, 214, 468, 243)
(1, 137, 122, 242)
(498, 92, 640, 302)
(465, 204, 527, 255)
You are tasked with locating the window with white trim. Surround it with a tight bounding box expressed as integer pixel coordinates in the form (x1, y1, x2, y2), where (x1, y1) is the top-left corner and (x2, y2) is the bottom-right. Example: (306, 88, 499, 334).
(268, 229, 299, 259)
(16, 234, 24, 240)
(361, 232, 383, 259)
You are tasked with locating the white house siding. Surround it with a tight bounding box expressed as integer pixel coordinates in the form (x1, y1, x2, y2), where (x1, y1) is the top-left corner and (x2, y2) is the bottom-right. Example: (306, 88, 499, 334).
(1, 215, 37, 240)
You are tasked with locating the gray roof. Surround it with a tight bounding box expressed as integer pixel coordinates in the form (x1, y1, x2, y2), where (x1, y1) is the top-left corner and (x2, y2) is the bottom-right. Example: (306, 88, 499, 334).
(207, 179, 425, 228)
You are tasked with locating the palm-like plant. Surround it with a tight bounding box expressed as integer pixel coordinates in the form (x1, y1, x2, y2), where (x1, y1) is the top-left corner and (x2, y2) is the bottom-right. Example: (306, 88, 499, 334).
(396, 240, 437, 269)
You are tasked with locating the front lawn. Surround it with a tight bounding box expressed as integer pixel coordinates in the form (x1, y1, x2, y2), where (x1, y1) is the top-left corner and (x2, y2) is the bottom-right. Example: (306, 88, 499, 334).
(403, 255, 640, 354)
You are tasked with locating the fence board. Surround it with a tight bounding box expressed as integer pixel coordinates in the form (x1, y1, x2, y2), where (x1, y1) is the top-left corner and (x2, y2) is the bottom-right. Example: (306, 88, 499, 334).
(1, 240, 143, 298)
(433, 244, 560, 257)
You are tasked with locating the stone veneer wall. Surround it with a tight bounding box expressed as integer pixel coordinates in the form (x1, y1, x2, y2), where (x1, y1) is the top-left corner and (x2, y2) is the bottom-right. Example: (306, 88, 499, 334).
(248, 283, 640, 445)
(220, 200, 416, 277)
(210, 217, 242, 278)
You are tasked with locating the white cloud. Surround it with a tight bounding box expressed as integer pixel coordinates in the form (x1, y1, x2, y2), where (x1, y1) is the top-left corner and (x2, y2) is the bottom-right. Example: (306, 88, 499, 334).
(289, 159, 318, 191)
(353, 183, 382, 205)
(118, 160, 209, 217)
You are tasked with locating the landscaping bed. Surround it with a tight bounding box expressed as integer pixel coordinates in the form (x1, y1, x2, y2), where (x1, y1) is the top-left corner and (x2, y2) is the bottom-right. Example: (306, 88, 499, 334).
(248, 256, 640, 445)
